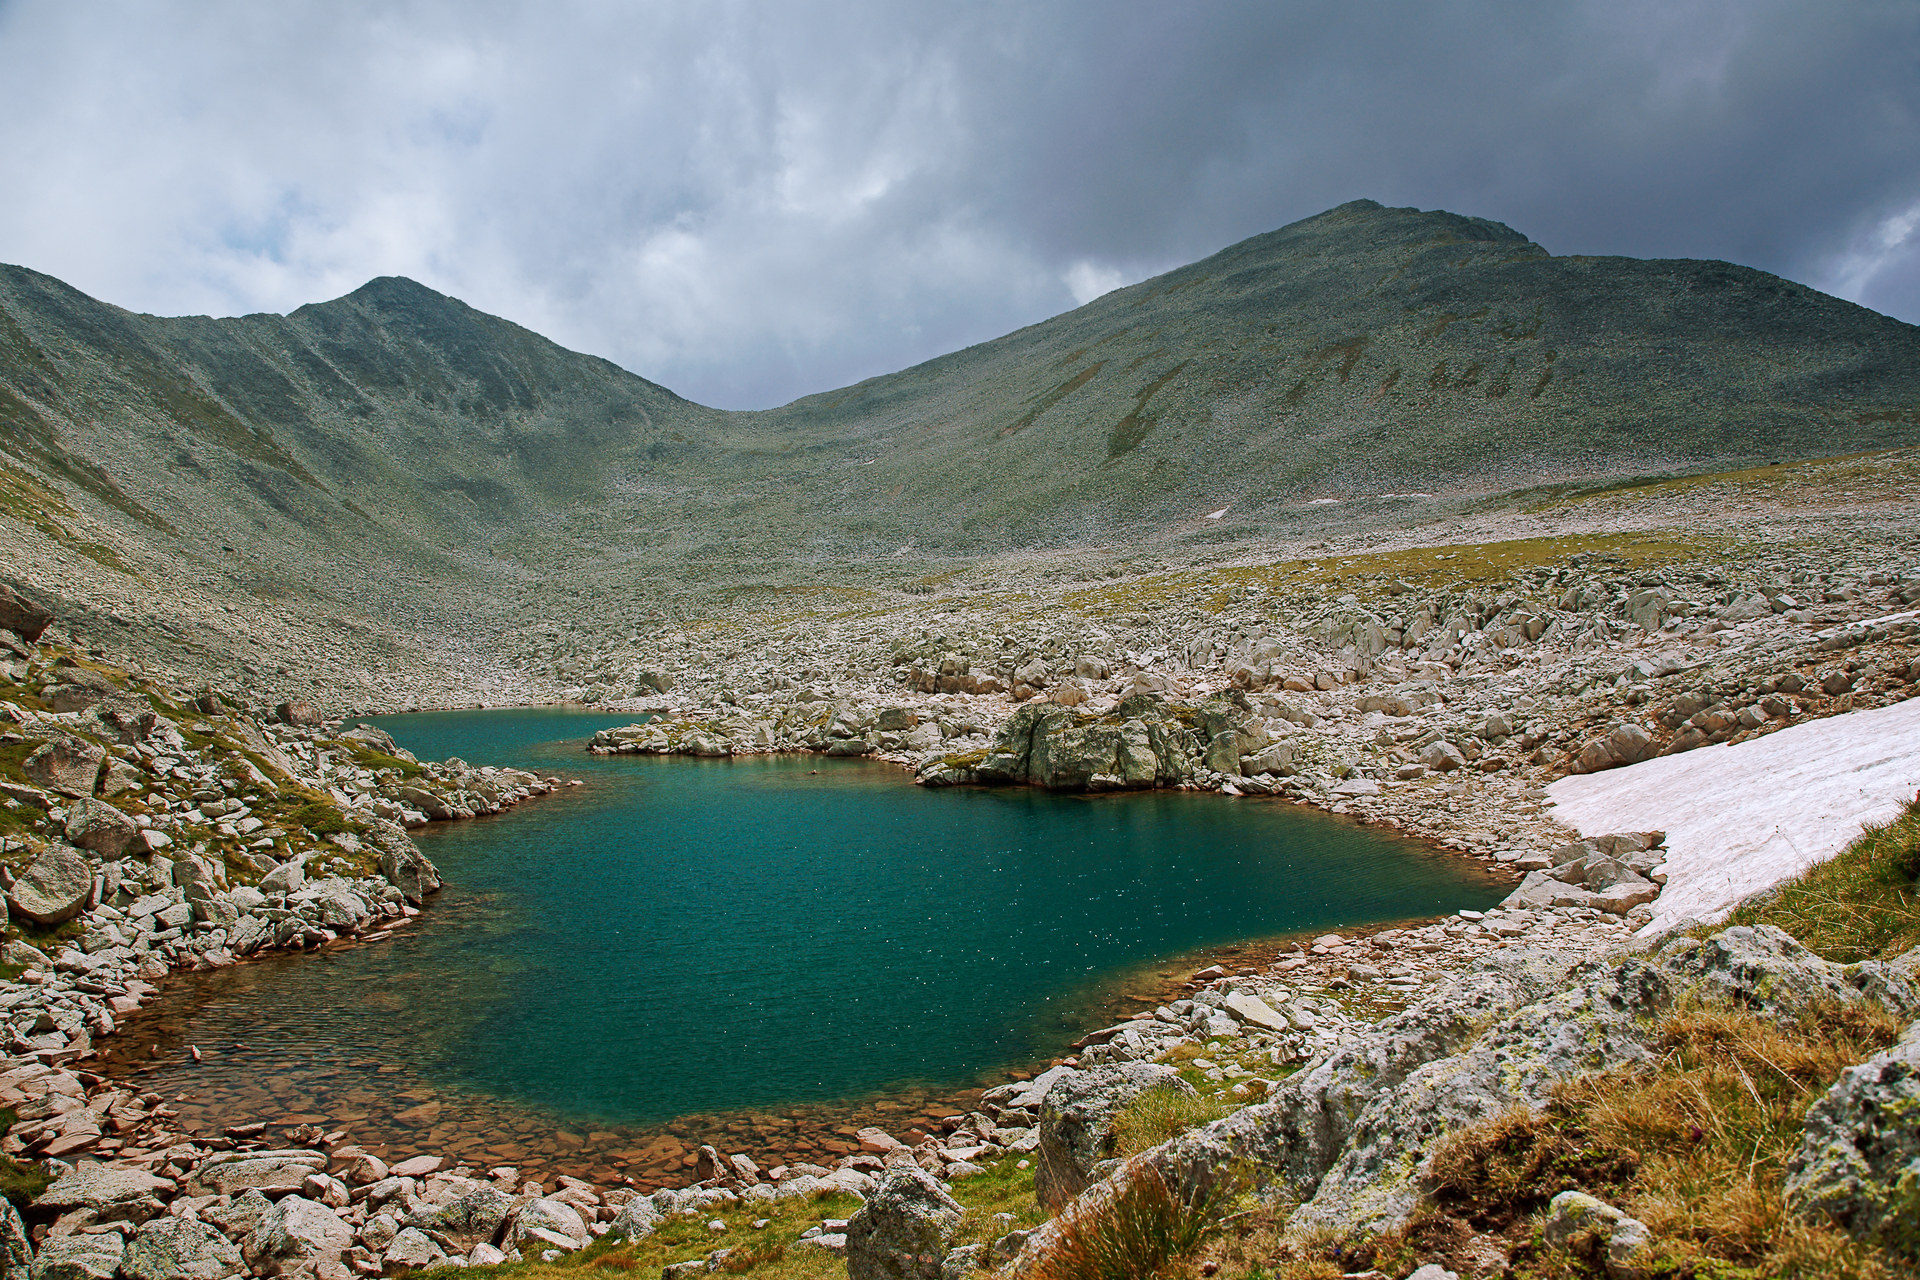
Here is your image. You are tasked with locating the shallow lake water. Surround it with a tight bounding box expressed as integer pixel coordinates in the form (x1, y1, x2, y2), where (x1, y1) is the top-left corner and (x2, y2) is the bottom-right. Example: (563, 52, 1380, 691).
(99, 707, 1503, 1186)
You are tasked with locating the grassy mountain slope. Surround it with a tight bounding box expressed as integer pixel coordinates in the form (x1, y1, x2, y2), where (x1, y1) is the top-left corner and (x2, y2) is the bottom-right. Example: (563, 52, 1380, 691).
(741, 200, 1920, 553)
(0, 198, 1916, 694)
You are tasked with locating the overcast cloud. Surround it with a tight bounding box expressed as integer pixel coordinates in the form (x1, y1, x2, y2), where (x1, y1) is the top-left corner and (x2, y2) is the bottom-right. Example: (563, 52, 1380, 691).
(1, 0, 1916, 409)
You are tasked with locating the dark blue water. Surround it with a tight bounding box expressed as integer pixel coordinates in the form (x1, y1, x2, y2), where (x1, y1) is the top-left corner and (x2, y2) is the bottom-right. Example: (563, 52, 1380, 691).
(100, 707, 1501, 1179)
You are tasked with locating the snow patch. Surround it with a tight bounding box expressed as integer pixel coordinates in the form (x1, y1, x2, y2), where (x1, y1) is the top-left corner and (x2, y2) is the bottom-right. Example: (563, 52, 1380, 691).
(1546, 698, 1920, 937)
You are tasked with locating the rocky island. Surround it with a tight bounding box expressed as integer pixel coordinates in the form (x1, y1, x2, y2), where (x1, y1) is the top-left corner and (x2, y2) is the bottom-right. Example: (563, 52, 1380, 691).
(0, 201, 1917, 1278)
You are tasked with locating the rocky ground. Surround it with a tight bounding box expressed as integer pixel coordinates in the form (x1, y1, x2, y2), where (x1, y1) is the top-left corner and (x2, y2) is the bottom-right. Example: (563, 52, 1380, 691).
(0, 454, 1916, 1277)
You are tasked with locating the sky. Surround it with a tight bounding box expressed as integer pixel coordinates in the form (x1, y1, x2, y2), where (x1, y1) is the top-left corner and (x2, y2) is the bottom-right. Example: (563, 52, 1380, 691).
(2, 1, 1917, 411)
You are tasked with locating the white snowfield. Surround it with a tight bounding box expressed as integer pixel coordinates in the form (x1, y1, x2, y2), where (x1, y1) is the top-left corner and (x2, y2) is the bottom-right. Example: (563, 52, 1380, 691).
(1547, 696, 1920, 937)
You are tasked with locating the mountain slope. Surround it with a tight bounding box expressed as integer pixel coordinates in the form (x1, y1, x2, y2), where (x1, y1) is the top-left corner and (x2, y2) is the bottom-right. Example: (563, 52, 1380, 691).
(0, 199, 1917, 700)
(741, 200, 1920, 551)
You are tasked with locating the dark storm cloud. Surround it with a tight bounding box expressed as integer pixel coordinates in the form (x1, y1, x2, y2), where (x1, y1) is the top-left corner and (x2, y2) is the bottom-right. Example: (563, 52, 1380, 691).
(0, 0, 1915, 409)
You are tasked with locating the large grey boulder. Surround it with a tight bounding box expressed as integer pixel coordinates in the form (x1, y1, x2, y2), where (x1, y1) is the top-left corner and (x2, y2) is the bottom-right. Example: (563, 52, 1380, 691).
(7, 846, 94, 925)
(21, 735, 103, 799)
(27, 1232, 123, 1280)
(0, 1198, 30, 1280)
(82, 696, 156, 746)
(122, 1214, 245, 1280)
(300, 881, 370, 929)
(845, 1166, 964, 1280)
(1786, 1018, 1920, 1245)
(604, 1195, 663, 1241)
(973, 697, 1200, 792)
(190, 1152, 328, 1197)
(509, 1198, 589, 1252)
(1572, 723, 1655, 774)
(258, 860, 303, 895)
(1035, 1062, 1193, 1211)
(382, 1228, 446, 1271)
(63, 799, 136, 858)
(0, 584, 52, 641)
(200, 1189, 274, 1241)
(370, 819, 441, 903)
(406, 1183, 515, 1250)
(33, 1165, 172, 1218)
(241, 1195, 353, 1276)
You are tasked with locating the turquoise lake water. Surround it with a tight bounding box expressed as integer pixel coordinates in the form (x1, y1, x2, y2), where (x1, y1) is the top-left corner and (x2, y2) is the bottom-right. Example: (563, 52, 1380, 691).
(102, 707, 1503, 1160)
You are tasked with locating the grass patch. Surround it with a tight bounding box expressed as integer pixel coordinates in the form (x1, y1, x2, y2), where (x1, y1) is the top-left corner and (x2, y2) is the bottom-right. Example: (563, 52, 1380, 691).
(1029, 1163, 1242, 1280)
(1400, 999, 1905, 1280)
(1110, 1087, 1235, 1159)
(1518, 446, 1920, 515)
(343, 743, 424, 778)
(0, 462, 135, 574)
(1724, 798, 1920, 963)
(465, 1161, 1042, 1278)
(0, 1110, 50, 1214)
(1059, 529, 1729, 618)
(285, 798, 359, 837)
(10, 914, 89, 954)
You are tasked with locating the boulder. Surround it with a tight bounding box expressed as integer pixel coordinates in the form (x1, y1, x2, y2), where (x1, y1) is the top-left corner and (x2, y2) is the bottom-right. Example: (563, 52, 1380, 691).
(342, 1153, 389, 1186)
(122, 1214, 245, 1280)
(406, 1183, 514, 1250)
(1420, 740, 1466, 773)
(1035, 1061, 1193, 1211)
(844, 1166, 964, 1280)
(26, 1231, 123, 1280)
(63, 798, 137, 857)
(392, 785, 451, 821)
(382, 1228, 446, 1271)
(371, 820, 441, 903)
(241, 1195, 353, 1276)
(1202, 730, 1242, 776)
(83, 697, 157, 745)
(0, 583, 52, 641)
(509, 1198, 589, 1253)
(1786, 1018, 1920, 1245)
(1243, 743, 1296, 777)
(1223, 990, 1290, 1032)
(0, 940, 48, 971)
(21, 735, 104, 798)
(1572, 723, 1655, 774)
(0, 1199, 26, 1280)
(31, 1153, 156, 1220)
(1499, 870, 1597, 913)
(605, 1195, 663, 1241)
(7, 846, 94, 925)
(274, 700, 325, 728)
(192, 1154, 328, 1198)
(258, 860, 303, 895)
(46, 685, 105, 714)
(201, 1190, 274, 1241)
(1541, 1191, 1653, 1280)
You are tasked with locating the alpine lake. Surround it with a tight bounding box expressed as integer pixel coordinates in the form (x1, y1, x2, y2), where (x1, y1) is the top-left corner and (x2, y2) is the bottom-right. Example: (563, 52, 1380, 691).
(95, 707, 1504, 1188)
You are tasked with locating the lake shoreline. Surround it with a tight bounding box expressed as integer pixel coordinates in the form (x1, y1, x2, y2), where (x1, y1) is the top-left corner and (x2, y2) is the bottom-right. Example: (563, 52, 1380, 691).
(56, 716, 1527, 1195)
